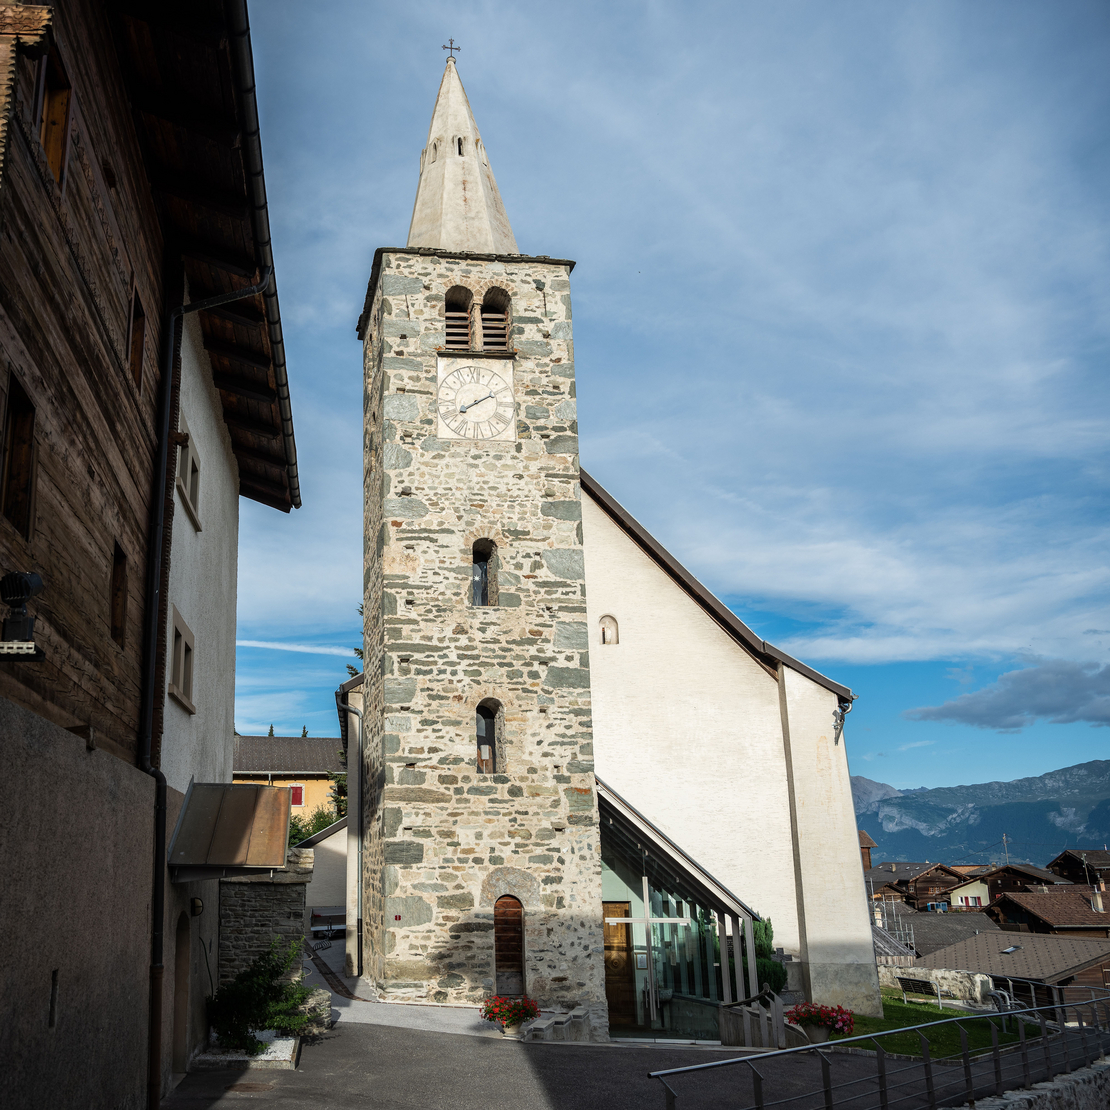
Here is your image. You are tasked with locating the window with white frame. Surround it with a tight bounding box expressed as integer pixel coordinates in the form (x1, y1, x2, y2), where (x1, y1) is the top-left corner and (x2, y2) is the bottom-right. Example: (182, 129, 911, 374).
(176, 414, 201, 530)
(168, 605, 195, 714)
(290, 784, 304, 807)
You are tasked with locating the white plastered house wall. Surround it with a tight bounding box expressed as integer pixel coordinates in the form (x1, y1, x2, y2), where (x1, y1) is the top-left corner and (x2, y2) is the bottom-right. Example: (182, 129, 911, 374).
(161, 306, 240, 791)
(581, 489, 881, 1015)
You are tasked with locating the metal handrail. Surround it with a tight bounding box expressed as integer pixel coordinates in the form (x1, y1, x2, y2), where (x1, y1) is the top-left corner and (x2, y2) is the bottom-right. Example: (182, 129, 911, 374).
(649, 984, 1110, 1109)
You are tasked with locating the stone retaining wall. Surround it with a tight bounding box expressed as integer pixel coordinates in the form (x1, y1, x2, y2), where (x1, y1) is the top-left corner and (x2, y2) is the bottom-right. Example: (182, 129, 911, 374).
(219, 849, 313, 984)
(959, 1057, 1110, 1109)
(878, 964, 992, 1003)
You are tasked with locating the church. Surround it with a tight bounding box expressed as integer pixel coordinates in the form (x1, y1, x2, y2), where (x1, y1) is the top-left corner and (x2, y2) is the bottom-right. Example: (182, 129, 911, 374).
(350, 56, 879, 1040)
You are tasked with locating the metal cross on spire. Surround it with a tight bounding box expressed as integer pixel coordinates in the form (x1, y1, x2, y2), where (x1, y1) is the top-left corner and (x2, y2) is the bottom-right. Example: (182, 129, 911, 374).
(442, 38, 460, 60)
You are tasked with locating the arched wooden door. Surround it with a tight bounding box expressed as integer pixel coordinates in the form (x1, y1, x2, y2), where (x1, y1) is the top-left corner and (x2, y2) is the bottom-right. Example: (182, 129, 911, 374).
(494, 895, 524, 996)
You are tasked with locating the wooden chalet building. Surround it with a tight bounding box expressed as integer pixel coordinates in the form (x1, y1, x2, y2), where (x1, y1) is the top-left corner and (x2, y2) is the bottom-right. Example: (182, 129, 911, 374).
(917, 931, 1110, 1010)
(949, 863, 1073, 909)
(858, 829, 876, 872)
(1047, 849, 1110, 887)
(865, 861, 966, 910)
(1, 3, 298, 1107)
(985, 889, 1110, 939)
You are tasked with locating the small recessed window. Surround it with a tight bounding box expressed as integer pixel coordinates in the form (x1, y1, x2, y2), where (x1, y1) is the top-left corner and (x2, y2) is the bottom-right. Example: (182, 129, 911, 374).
(176, 415, 202, 531)
(128, 292, 145, 391)
(476, 699, 501, 774)
(110, 542, 127, 648)
(290, 784, 304, 807)
(36, 47, 71, 185)
(600, 615, 619, 645)
(457, 137, 464, 156)
(430, 141, 438, 163)
(1, 375, 37, 538)
(472, 539, 497, 606)
(169, 606, 196, 714)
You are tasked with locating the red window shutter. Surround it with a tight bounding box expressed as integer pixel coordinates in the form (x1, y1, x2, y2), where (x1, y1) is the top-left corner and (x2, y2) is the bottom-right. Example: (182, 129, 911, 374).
(291, 785, 303, 807)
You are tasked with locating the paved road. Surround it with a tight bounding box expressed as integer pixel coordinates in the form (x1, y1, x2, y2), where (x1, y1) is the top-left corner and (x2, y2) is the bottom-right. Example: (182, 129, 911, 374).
(161, 1023, 883, 1109)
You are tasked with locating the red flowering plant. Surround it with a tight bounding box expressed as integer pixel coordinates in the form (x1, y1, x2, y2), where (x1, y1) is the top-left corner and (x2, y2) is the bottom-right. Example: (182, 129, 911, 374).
(785, 1002, 854, 1036)
(479, 995, 541, 1028)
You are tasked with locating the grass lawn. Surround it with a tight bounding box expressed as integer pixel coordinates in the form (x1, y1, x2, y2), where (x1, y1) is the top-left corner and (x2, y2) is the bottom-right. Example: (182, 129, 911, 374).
(828, 991, 1040, 1058)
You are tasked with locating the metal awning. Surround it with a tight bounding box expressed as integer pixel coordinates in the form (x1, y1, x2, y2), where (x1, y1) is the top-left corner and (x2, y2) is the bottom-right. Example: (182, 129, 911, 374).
(168, 782, 290, 882)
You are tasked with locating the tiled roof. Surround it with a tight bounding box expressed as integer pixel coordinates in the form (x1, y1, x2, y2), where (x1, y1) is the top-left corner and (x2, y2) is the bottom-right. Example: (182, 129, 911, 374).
(906, 911, 1001, 956)
(998, 892, 1110, 930)
(917, 931, 1110, 984)
(859, 829, 877, 849)
(233, 736, 345, 774)
(865, 862, 960, 884)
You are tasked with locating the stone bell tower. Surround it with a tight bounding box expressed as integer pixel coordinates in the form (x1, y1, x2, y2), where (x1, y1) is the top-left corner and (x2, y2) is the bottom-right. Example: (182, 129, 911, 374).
(355, 57, 607, 1036)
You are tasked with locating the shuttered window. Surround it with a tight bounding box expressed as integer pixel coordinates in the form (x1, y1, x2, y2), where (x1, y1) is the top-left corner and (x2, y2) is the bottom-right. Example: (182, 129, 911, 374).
(445, 287, 471, 349)
(494, 895, 524, 996)
(480, 303, 508, 350)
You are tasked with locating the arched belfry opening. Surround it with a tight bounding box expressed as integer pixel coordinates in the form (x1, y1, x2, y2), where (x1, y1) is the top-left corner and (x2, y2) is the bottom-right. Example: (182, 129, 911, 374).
(445, 286, 472, 350)
(494, 895, 525, 996)
(471, 539, 497, 606)
(480, 288, 510, 351)
(476, 698, 501, 773)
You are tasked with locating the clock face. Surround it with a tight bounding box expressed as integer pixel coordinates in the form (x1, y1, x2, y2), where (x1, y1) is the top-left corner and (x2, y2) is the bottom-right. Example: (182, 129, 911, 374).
(436, 364, 515, 441)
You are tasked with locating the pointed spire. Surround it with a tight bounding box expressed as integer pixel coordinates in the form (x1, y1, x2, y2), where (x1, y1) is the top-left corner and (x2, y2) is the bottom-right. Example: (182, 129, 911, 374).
(406, 58, 519, 255)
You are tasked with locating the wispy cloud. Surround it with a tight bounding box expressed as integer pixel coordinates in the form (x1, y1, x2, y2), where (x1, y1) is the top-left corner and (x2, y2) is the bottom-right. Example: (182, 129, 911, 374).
(906, 659, 1110, 732)
(236, 640, 353, 658)
(239, 1, 1110, 743)
(898, 741, 936, 751)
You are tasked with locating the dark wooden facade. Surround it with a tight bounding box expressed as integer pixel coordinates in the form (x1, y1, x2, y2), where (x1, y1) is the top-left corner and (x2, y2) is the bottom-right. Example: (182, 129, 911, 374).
(0, 0, 298, 760)
(0, 4, 298, 1106)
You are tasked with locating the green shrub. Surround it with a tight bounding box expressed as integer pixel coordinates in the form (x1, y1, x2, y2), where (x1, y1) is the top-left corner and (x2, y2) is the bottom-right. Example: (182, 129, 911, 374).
(207, 938, 312, 1054)
(288, 804, 337, 848)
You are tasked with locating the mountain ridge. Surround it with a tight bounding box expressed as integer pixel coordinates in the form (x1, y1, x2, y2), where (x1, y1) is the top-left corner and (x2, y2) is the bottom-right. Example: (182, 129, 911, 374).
(853, 761, 1110, 866)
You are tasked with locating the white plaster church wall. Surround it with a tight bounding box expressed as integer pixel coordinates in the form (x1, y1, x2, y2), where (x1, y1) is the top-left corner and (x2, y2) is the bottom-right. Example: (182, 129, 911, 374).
(780, 668, 881, 1013)
(580, 495, 802, 951)
(581, 493, 882, 1016)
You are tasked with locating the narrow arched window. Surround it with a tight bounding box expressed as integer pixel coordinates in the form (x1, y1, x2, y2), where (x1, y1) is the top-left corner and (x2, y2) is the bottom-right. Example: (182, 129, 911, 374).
(494, 895, 525, 995)
(476, 701, 498, 773)
(480, 288, 510, 351)
(600, 615, 619, 645)
(430, 141, 438, 163)
(472, 539, 496, 606)
(445, 286, 472, 350)
(457, 136, 464, 156)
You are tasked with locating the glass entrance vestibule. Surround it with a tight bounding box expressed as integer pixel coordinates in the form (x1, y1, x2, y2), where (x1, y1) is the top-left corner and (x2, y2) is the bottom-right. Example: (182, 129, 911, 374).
(597, 779, 762, 1040)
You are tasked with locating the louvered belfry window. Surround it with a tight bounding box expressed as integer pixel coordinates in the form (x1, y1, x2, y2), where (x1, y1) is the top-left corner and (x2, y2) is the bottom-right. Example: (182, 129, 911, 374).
(445, 286, 471, 349)
(481, 289, 510, 350)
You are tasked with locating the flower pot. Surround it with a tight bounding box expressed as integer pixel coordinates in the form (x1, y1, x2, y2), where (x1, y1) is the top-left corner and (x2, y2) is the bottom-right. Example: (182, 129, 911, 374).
(501, 1022, 522, 1038)
(804, 1024, 831, 1043)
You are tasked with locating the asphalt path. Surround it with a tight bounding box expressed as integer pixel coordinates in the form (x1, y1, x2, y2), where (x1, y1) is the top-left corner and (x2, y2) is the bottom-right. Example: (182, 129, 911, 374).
(161, 1023, 884, 1109)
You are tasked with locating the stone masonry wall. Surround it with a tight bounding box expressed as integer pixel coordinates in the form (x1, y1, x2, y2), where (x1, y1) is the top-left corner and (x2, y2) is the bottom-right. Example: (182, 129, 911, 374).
(218, 849, 312, 985)
(362, 248, 608, 1036)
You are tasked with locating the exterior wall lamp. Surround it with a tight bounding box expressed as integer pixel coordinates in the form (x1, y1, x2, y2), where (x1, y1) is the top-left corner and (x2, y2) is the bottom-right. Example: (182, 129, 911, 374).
(0, 571, 44, 660)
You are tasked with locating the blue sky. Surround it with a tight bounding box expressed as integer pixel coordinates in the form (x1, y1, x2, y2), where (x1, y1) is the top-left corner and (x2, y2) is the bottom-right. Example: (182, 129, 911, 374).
(234, 0, 1110, 791)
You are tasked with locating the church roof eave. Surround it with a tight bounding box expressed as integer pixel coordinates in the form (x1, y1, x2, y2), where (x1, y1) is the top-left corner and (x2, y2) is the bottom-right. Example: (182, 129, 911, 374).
(579, 468, 854, 703)
(355, 247, 576, 340)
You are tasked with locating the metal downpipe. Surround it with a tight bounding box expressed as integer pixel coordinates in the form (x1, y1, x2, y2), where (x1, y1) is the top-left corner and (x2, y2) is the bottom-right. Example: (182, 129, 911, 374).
(139, 267, 272, 1108)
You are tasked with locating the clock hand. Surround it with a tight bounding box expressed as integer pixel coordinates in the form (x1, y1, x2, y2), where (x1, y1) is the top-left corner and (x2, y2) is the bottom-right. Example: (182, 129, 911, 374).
(459, 390, 495, 413)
